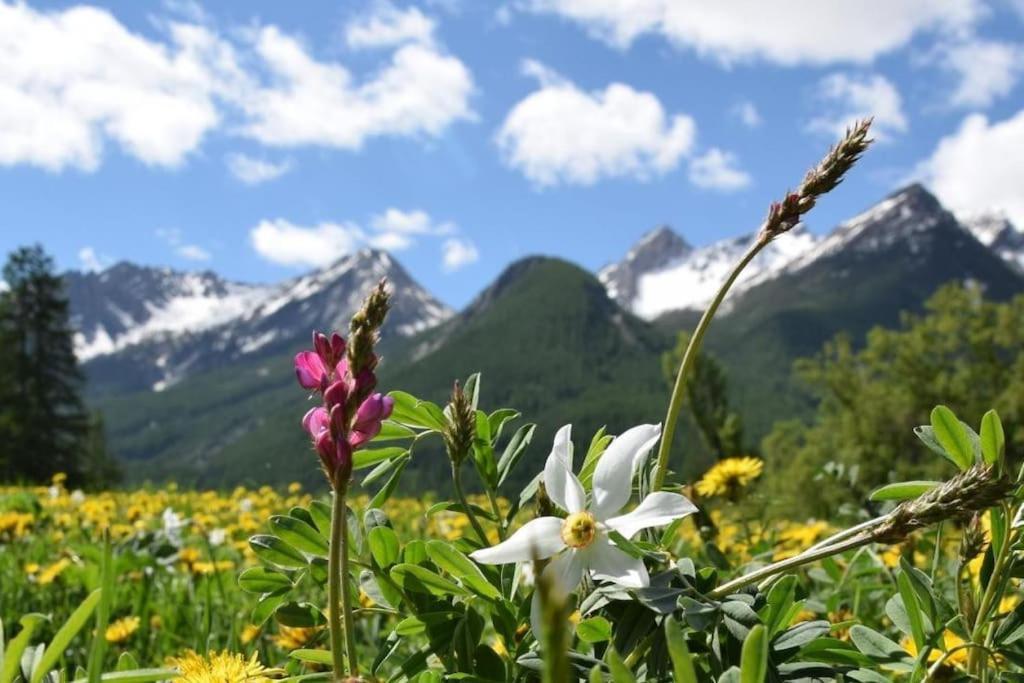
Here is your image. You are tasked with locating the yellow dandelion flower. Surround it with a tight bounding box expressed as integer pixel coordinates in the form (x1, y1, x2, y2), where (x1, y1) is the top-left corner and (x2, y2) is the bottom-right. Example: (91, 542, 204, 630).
(24, 562, 40, 575)
(36, 558, 72, 585)
(169, 650, 273, 683)
(241, 624, 261, 645)
(287, 482, 303, 494)
(695, 457, 763, 499)
(273, 626, 319, 651)
(902, 631, 969, 668)
(150, 615, 163, 630)
(105, 616, 140, 644)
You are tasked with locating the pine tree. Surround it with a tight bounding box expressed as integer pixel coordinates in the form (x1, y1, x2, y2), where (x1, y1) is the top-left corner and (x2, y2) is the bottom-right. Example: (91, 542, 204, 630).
(0, 245, 91, 484)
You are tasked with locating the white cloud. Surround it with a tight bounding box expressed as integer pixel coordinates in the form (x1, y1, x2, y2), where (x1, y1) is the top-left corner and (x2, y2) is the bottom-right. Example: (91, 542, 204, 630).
(225, 153, 292, 184)
(687, 148, 751, 191)
(78, 247, 109, 272)
(345, 4, 435, 49)
(250, 219, 365, 268)
(939, 40, 1023, 108)
(917, 109, 1024, 227)
(496, 60, 695, 186)
(524, 1, 981, 65)
(0, 3, 473, 172)
(0, 3, 230, 171)
(250, 208, 468, 268)
(177, 244, 211, 261)
(238, 26, 474, 150)
(732, 101, 761, 128)
(442, 238, 479, 272)
(156, 227, 213, 261)
(808, 72, 907, 140)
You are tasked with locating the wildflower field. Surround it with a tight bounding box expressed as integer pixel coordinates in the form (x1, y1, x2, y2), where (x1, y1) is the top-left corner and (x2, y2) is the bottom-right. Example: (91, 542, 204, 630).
(4, 120, 1024, 683)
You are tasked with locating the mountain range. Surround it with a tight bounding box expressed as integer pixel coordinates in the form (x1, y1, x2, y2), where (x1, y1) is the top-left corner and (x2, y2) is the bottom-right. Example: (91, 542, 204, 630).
(61, 184, 1024, 489)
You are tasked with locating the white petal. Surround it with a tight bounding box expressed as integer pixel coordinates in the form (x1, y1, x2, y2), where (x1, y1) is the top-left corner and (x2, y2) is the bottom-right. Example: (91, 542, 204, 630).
(469, 517, 565, 564)
(605, 492, 698, 539)
(530, 550, 585, 638)
(591, 424, 661, 519)
(544, 425, 586, 513)
(586, 535, 650, 588)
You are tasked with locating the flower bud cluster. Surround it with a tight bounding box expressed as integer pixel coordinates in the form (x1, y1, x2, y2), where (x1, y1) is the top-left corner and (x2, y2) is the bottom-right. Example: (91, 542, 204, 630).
(294, 283, 394, 487)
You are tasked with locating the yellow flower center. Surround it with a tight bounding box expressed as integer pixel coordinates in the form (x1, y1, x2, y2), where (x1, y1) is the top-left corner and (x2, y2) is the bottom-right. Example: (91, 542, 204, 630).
(561, 511, 597, 549)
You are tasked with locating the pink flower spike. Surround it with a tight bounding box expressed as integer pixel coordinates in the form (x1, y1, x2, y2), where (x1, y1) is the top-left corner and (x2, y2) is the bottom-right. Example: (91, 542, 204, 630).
(302, 407, 329, 438)
(354, 393, 388, 425)
(313, 332, 331, 363)
(315, 430, 334, 462)
(324, 380, 348, 409)
(294, 351, 327, 390)
(330, 333, 346, 362)
(348, 422, 381, 449)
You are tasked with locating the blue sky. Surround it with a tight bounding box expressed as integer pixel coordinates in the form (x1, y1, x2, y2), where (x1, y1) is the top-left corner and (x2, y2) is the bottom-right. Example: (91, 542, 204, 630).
(1, 1, 1023, 307)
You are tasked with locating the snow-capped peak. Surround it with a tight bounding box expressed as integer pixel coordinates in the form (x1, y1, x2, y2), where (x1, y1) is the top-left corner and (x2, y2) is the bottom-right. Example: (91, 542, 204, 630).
(604, 224, 820, 319)
(962, 211, 1024, 271)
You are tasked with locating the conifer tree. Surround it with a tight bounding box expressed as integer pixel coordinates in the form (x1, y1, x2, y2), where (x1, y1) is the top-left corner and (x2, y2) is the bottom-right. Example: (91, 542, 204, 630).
(0, 245, 95, 484)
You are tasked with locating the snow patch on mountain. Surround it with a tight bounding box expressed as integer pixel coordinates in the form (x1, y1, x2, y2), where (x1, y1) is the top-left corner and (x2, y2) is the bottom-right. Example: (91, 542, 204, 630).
(605, 226, 819, 319)
(962, 211, 1024, 271)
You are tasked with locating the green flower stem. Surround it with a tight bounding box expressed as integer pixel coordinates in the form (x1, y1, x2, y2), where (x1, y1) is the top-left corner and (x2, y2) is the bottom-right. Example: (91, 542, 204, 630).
(328, 480, 358, 680)
(709, 532, 873, 599)
(969, 502, 1017, 678)
(452, 461, 490, 546)
(484, 486, 508, 541)
(652, 240, 765, 491)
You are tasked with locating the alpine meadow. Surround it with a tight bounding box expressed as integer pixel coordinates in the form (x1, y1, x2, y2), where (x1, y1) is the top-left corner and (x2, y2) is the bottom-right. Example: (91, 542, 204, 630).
(3, 2, 1024, 683)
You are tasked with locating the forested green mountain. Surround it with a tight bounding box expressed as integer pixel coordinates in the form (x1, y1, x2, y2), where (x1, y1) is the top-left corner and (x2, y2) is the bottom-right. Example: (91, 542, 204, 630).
(79, 185, 1024, 490)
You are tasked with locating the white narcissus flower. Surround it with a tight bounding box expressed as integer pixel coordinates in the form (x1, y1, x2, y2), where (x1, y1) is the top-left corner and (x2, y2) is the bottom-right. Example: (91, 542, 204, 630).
(470, 423, 696, 629)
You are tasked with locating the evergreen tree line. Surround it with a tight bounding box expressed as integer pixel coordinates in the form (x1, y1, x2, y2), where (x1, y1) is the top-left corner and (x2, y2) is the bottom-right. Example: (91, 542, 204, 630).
(666, 283, 1023, 520)
(0, 245, 119, 487)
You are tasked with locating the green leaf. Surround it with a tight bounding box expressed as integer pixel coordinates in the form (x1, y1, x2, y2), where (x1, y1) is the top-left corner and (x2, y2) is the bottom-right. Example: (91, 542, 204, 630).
(238, 567, 293, 594)
(606, 647, 636, 683)
(274, 602, 325, 628)
(496, 424, 535, 488)
(31, 590, 101, 683)
(388, 391, 446, 430)
(289, 649, 334, 665)
(390, 564, 469, 597)
(1, 614, 46, 683)
(115, 653, 138, 672)
(849, 625, 912, 665)
(368, 527, 401, 568)
(930, 405, 973, 470)
(424, 501, 496, 521)
(607, 530, 644, 559)
(869, 481, 940, 502)
(740, 624, 768, 683)
(369, 455, 409, 509)
(578, 427, 613, 489)
(981, 410, 1005, 466)
(374, 420, 417, 442)
(308, 500, 332, 537)
(251, 590, 288, 626)
(896, 569, 926, 656)
(353, 446, 408, 470)
(69, 669, 179, 683)
(576, 617, 612, 644)
(270, 516, 329, 556)
(425, 541, 500, 600)
(393, 612, 459, 637)
(249, 534, 308, 569)
(761, 575, 797, 637)
(664, 617, 699, 683)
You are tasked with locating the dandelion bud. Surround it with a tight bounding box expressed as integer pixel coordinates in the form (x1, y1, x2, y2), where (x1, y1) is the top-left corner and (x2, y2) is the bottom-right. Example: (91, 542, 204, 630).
(442, 381, 475, 466)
